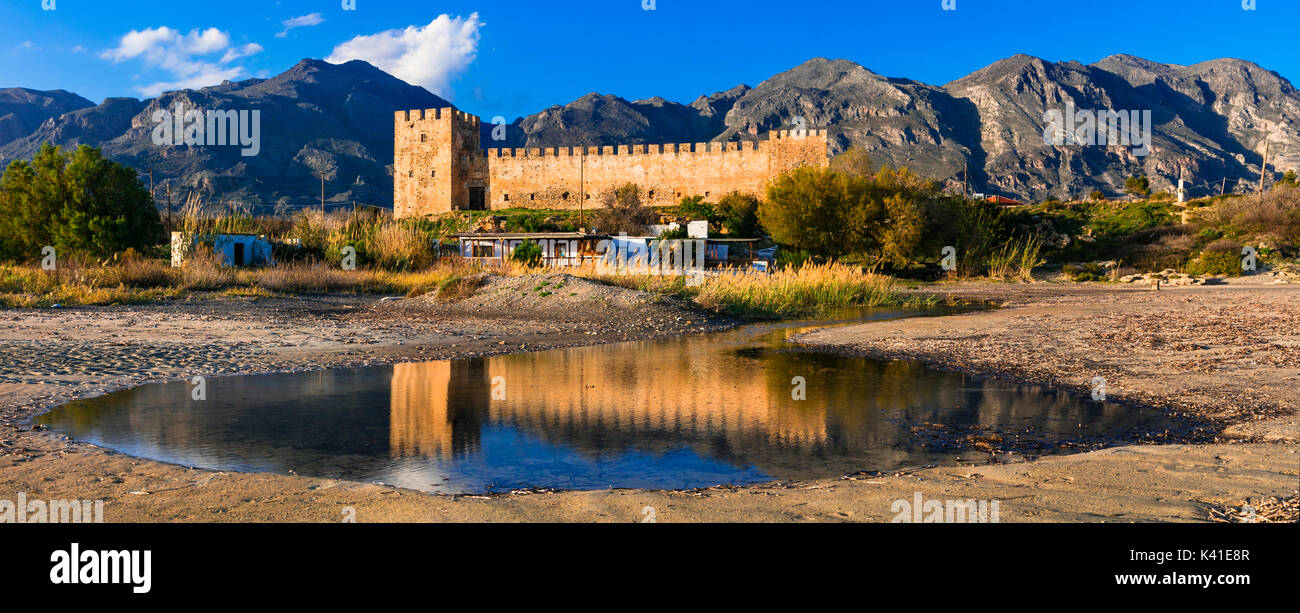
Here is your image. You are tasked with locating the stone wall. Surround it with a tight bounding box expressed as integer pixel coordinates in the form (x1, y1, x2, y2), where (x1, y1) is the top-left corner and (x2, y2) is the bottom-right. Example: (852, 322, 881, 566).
(394, 107, 828, 218)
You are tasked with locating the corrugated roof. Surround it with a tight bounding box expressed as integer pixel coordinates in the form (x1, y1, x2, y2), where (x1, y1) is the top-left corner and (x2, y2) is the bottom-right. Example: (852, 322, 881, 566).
(451, 232, 611, 239)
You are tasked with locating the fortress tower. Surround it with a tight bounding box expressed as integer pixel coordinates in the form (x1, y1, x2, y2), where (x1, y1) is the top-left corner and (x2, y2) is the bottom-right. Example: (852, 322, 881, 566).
(394, 108, 489, 217)
(394, 106, 828, 219)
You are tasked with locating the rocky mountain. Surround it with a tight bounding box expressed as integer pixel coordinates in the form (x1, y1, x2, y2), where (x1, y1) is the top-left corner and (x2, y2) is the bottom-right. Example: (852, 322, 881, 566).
(0, 88, 94, 148)
(494, 85, 750, 149)
(944, 54, 1300, 199)
(0, 59, 449, 214)
(714, 58, 981, 187)
(2, 54, 1297, 211)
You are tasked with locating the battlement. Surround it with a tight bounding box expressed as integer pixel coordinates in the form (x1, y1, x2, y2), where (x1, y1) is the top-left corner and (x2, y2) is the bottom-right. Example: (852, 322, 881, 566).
(395, 108, 481, 126)
(770, 129, 827, 140)
(483, 140, 777, 158)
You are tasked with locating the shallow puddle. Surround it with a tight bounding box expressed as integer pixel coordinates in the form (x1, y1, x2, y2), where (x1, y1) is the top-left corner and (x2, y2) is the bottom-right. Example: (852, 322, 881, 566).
(38, 309, 1175, 493)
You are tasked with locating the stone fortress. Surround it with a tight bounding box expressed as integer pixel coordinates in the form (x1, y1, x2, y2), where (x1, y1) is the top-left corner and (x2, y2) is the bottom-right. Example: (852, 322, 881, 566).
(393, 107, 829, 218)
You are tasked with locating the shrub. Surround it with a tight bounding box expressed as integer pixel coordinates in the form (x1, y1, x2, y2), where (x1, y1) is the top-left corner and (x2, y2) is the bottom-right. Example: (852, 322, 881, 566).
(1125, 175, 1151, 197)
(592, 183, 657, 235)
(657, 226, 689, 240)
(509, 239, 543, 266)
(1062, 262, 1106, 282)
(1185, 250, 1243, 276)
(1184, 239, 1244, 276)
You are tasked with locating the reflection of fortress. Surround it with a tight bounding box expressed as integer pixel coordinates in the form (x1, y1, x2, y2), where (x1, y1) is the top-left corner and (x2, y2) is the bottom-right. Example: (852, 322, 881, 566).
(387, 337, 1146, 478)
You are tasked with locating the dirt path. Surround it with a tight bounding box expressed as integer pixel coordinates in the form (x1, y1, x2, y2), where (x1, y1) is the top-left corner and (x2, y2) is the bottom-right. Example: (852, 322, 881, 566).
(1, 280, 1296, 522)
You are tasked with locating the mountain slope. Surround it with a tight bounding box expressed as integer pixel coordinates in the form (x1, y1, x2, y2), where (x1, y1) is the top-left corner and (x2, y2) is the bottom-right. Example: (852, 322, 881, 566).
(1, 59, 450, 214)
(0, 88, 94, 148)
(1, 54, 1296, 211)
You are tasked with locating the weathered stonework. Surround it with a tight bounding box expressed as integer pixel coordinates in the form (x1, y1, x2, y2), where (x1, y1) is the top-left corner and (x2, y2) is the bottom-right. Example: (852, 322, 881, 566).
(394, 107, 828, 218)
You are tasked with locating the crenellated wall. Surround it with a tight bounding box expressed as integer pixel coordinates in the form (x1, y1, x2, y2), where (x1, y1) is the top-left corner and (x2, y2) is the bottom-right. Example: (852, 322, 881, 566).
(394, 107, 828, 217)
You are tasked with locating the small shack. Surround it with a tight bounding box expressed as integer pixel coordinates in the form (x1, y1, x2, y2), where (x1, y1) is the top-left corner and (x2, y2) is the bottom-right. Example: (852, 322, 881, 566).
(171, 232, 275, 268)
(450, 232, 611, 267)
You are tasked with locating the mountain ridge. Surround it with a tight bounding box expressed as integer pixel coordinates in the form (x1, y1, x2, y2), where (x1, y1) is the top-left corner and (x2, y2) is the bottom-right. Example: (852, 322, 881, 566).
(2, 54, 1297, 211)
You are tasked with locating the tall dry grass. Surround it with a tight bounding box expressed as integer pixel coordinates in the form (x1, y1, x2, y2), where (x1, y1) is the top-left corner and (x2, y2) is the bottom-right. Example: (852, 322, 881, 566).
(986, 236, 1044, 282)
(569, 261, 932, 317)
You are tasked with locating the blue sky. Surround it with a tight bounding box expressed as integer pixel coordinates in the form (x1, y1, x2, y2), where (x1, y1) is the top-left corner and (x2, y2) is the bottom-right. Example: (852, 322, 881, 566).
(2, 0, 1297, 120)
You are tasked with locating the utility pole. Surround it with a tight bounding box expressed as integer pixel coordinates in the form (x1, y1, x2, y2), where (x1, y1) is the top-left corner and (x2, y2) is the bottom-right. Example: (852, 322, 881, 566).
(579, 151, 586, 229)
(320, 172, 326, 215)
(1176, 165, 1186, 204)
(1259, 139, 1270, 194)
(962, 161, 968, 198)
(166, 183, 172, 229)
(1221, 177, 1227, 196)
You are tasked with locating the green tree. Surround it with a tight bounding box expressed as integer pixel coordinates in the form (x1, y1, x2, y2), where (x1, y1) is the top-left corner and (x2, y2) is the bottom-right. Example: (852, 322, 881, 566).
(761, 166, 882, 260)
(1124, 175, 1151, 197)
(714, 191, 762, 237)
(1277, 169, 1297, 187)
(0, 144, 164, 261)
(677, 195, 714, 221)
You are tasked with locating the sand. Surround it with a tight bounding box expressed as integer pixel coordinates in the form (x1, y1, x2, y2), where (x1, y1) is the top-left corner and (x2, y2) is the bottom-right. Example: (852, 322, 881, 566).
(1, 279, 1295, 522)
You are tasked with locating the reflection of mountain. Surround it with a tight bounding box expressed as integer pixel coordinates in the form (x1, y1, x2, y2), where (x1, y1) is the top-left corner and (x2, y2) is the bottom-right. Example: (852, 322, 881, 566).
(387, 336, 1155, 478)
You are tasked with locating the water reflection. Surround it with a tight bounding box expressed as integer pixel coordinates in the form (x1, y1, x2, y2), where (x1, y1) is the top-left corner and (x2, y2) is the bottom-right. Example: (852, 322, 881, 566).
(38, 310, 1174, 493)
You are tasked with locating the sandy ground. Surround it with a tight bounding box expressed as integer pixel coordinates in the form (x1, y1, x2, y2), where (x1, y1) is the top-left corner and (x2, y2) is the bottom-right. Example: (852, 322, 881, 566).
(1, 277, 1296, 523)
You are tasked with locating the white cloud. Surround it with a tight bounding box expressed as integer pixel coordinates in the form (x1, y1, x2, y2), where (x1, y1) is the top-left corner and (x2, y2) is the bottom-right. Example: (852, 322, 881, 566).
(277, 13, 325, 38)
(220, 43, 263, 64)
(325, 13, 482, 98)
(101, 26, 262, 97)
(70, 45, 87, 54)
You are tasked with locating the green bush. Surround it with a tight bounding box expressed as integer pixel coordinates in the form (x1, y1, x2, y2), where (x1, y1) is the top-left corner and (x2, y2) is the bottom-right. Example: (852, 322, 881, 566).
(1184, 244, 1243, 277)
(1062, 262, 1107, 282)
(509, 239, 543, 266)
(657, 226, 688, 240)
(1125, 175, 1151, 197)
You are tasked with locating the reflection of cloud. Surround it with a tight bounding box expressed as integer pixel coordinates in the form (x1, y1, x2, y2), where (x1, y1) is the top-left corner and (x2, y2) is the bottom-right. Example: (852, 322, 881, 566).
(277, 13, 324, 38)
(325, 13, 482, 98)
(100, 26, 263, 97)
